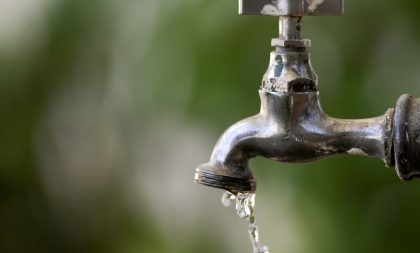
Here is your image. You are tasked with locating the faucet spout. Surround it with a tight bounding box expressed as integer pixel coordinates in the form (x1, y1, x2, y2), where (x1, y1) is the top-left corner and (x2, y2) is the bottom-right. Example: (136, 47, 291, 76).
(195, 90, 395, 193)
(194, 114, 262, 193)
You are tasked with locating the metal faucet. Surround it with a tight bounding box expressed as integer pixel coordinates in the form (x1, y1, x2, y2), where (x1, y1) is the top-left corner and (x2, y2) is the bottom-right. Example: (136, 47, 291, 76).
(194, 0, 420, 193)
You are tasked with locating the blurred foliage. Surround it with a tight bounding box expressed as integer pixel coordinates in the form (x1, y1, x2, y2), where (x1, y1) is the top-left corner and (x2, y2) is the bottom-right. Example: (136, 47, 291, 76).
(2, 0, 420, 252)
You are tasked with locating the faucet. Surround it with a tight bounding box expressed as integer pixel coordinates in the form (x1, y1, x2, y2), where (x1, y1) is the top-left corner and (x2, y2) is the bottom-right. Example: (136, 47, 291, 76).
(194, 0, 420, 193)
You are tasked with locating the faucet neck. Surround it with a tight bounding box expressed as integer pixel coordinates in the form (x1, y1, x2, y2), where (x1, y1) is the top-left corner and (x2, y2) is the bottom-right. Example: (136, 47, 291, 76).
(279, 16, 302, 40)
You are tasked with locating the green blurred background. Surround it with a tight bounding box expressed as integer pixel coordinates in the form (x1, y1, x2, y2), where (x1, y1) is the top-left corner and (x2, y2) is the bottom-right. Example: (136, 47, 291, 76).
(2, 0, 420, 252)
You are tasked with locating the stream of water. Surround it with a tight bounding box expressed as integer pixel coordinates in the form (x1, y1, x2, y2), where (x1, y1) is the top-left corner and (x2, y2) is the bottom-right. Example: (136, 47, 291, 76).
(221, 191, 269, 253)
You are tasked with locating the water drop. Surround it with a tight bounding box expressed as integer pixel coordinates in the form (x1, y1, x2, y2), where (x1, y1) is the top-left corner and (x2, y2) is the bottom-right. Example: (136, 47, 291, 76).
(221, 191, 270, 253)
(221, 191, 236, 207)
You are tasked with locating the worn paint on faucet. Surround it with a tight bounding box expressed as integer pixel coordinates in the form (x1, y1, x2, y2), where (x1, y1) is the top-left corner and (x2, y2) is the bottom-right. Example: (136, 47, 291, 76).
(261, 4, 280, 16)
(306, 0, 324, 12)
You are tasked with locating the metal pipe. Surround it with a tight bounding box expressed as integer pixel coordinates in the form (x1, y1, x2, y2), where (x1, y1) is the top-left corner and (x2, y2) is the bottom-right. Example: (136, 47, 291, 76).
(279, 16, 302, 40)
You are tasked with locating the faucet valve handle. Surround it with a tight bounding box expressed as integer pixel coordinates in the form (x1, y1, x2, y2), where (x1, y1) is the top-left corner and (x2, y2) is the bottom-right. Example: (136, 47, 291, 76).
(239, 0, 344, 17)
(393, 94, 420, 180)
(239, 1, 344, 48)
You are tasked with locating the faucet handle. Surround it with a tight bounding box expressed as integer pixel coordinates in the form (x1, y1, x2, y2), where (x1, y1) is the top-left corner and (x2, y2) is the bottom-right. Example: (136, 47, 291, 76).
(239, 0, 344, 16)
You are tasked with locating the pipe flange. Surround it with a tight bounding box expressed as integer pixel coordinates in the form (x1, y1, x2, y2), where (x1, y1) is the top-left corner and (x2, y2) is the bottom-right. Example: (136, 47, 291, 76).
(393, 94, 420, 180)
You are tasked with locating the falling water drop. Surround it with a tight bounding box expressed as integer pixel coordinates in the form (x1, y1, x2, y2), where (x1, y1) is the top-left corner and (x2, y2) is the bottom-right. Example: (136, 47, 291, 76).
(221, 191, 270, 253)
(221, 191, 236, 207)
